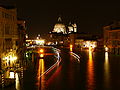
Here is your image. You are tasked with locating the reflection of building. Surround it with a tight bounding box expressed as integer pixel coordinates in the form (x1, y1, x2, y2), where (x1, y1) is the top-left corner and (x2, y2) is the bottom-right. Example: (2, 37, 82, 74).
(103, 21, 120, 54)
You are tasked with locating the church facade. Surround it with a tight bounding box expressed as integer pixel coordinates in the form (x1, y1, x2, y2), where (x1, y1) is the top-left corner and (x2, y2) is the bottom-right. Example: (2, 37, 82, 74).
(47, 17, 78, 46)
(52, 17, 77, 34)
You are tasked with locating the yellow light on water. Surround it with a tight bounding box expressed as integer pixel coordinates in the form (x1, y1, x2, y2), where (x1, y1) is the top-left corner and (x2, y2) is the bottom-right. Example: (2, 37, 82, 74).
(89, 46, 92, 51)
(37, 59, 45, 89)
(70, 44, 73, 52)
(40, 54, 44, 58)
(104, 51, 110, 87)
(87, 48, 95, 89)
(105, 47, 109, 52)
(15, 73, 20, 90)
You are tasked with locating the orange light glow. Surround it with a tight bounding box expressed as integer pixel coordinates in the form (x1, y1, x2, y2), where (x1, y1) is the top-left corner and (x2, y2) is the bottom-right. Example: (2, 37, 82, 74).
(87, 49, 95, 90)
(104, 52, 110, 88)
(40, 54, 44, 58)
(70, 44, 73, 52)
(70, 44, 73, 48)
(36, 59, 45, 89)
(39, 49, 44, 53)
(30, 41, 32, 44)
(105, 47, 109, 52)
(89, 46, 92, 51)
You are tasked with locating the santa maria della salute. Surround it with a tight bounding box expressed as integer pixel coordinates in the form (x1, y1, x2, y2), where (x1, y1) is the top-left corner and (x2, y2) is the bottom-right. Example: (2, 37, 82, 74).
(52, 17, 77, 34)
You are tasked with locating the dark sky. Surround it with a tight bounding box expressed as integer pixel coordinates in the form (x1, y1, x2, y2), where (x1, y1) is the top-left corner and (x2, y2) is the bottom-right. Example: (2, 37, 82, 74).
(1, 0, 120, 37)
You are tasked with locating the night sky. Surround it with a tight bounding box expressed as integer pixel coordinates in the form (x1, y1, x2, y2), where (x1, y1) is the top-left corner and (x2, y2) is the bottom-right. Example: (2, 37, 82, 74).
(1, 0, 120, 38)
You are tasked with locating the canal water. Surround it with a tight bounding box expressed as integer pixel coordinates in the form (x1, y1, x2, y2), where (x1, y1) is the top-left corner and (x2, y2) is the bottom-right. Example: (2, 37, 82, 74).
(2, 48, 120, 90)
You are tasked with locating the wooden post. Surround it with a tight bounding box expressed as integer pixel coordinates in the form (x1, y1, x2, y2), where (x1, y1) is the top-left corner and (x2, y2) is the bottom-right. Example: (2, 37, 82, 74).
(32, 53, 34, 63)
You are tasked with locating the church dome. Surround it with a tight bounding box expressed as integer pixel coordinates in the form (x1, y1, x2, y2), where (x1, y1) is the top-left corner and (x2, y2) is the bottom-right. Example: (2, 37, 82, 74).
(52, 17, 67, 34)
(53, 23, 66, 34)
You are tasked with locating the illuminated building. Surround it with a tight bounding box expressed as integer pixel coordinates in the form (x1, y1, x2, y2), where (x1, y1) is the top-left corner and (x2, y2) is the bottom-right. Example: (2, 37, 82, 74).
(0, 6, 20, 85)
(52, 17, 67, 34)
(69, 32, 98, 49)
(36, 39, 45, 45)
(17, 19, 26, 47)
(103, 21, 120, 54)
(72, 23, 77, 32)
(49, 16, 77, 46)
(68, 22, 77, 33)
(0, 5, 18, 65)
(52, 17, 77, 34)
(75, 39, 97, 49)
(17, 19, 26, 65)
(48, 16, 100, 48)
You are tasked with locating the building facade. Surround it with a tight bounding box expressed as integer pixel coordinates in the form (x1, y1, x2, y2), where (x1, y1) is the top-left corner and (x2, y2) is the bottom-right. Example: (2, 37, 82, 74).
(52, 17, 67, 34)
(52, 17, 77, 34)
(69, 33, 98, 49)
(68, 22, 77, 33)
(17, 19, 26, 66)
(103, 21, 120, 54)
(0, 5, 18, 74)
(49, 17, 77, 46)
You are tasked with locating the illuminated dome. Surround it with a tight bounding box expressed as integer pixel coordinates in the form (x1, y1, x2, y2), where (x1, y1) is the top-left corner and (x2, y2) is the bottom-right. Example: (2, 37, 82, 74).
(53, 23, 66, 34)
(52, 17, 67, 34)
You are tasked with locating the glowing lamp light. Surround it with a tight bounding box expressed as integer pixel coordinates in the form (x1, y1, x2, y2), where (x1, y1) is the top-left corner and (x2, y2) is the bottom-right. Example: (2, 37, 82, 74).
(13, 56, 17, 60)
(3, 55, 17, 61)
(40, 54, 44, 58)
(70, 44, 73, 52)
(39, 49, 44, 53)
(89, 46, 92, 51)
(9, 56, 17, 61)
(36, 39, 45, 45)
(4, 57, 9, 60)
(9, 72, 15, 78)
(70, 45, 72, 48)
(105, 47, 109, 52)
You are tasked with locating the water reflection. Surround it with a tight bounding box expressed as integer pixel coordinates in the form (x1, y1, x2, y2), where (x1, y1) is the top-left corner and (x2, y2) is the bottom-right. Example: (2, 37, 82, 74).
(36, 59, 45, 90)
(15, 73, 20, 90)
(70, 44, 73, 52)
(104, 52, 110, 88)
(87, 48, 95, 90)
(46, 65, 62, 85)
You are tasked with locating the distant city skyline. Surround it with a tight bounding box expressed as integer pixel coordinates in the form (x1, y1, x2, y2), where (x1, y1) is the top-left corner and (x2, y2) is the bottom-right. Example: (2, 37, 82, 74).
(1, 0, 120, 38)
